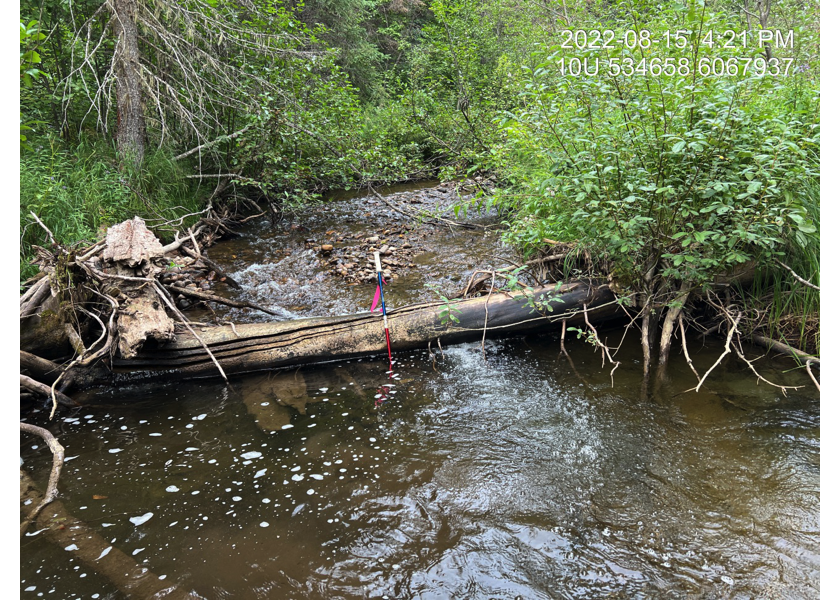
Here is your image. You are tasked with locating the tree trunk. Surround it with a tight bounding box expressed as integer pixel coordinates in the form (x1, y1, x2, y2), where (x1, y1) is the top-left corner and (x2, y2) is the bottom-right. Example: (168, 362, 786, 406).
(72, 282, 620, 388)
(111, 0, 145, 167)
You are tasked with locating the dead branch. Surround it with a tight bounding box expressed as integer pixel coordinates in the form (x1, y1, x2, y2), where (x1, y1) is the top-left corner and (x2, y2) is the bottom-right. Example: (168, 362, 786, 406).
(692, 311, 741, 392)
(582, 302, 620, 386)
(774, 258, 820, 291)
(481, 271, 496, 361)
(749, 333, 820, 366)
(184, 227, 241, 289)
(168, 284, 278, 316)
(20, 375, 75, 408)
(19, 422, 65, 537)
(174, 124, 252, 161)
(152, 282, 228, 382)
(679, 313, 702, 384)
(20, 351, 63, 384)
(806, 360, 820, 392)
(20, 277, 52, 319)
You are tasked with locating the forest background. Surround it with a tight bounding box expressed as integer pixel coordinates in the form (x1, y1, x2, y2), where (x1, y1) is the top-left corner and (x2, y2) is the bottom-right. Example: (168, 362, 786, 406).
(17, 0, 820, 367)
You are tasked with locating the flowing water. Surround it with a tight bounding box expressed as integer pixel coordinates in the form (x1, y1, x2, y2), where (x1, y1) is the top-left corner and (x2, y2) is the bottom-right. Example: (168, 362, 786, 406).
(20, 184, 819, 599)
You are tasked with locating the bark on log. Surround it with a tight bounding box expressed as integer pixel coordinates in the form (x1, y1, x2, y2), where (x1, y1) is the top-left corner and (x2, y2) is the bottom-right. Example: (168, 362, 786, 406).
(74, 282, 620, 387)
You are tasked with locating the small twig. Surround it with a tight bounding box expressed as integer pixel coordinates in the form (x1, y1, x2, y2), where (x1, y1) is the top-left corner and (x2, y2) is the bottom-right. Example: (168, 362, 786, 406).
(20, 422, 65, 537)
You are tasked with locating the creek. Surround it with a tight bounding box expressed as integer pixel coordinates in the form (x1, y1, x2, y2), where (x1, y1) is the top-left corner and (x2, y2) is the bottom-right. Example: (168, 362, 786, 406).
(20, 183, 819, 599)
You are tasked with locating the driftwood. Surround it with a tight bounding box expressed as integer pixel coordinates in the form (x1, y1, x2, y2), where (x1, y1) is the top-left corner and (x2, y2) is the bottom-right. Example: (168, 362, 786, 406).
(71, 282, 620, 387)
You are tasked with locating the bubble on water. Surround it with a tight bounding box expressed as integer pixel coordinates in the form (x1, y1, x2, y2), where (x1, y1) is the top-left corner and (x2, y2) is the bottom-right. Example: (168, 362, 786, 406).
(292, 474, 304, 482)
(307, 489, 315, 495)
(64, 544, 79, 551)
(369, 438, 377, 442)
(233, 496, 242, 501)
(260, 522, 270, 528)
(209, 459, 217, 464)
(290, 466, 301, 472)
(348, 426, 354, 431)
(25, 586, 35, 591)
(108, 449, 122, 454)
(186, 424, 194, 429)
(132, 548, 144, 556)
(319, 388, 328, 392)
(185, 447, 199, 452)
(193, 414, 207, 421)
(64, 456, 79, 462)
(140, 420, 148, 424)
(130, 513, 154, 526)
(310, 474, 324, 480)
(262, 498, 270, 503)
(241, 451, 262, 460)
(149, 433, 162, 437)
(281, 424, 294, 430)
(261, 402, 270, 406)
(255, 469, 267, 478)
(166, 486, 179, 493)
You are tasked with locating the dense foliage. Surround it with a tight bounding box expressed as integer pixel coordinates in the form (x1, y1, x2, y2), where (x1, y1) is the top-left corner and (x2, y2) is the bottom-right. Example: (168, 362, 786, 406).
(20, 0, 819, 354)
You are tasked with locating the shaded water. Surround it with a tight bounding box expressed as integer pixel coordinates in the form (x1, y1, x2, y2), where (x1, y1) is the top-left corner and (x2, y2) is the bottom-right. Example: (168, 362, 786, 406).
(20, 185, 819, 599)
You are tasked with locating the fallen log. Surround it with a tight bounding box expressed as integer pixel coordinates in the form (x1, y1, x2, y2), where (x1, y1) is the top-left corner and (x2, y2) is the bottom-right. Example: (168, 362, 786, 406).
(73, 281, 621, 387)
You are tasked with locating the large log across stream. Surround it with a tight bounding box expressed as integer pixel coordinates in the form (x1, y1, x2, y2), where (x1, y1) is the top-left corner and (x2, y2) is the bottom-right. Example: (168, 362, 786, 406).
(76, 281, 620, 387)
(20, 217, 623, 392)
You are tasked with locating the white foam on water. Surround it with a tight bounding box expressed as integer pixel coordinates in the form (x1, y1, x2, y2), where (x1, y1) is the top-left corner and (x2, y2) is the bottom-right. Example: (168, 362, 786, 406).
(129, 513, 154, 526)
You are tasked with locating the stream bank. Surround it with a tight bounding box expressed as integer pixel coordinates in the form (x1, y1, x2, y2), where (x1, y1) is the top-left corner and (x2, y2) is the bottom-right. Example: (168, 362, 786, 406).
(20, 182, 820, 600)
